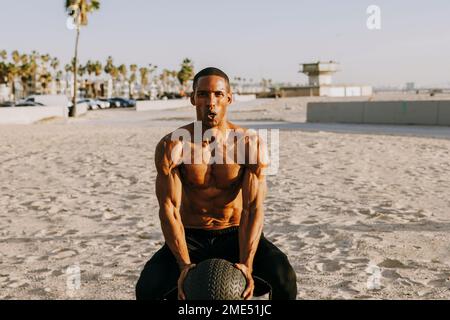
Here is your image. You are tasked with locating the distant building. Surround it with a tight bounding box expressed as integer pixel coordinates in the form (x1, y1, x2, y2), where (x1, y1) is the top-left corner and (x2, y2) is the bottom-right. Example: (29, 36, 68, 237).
(278, 61, 372, 97)
(0, 84, 10, 102)
(406, 82, 415, 91)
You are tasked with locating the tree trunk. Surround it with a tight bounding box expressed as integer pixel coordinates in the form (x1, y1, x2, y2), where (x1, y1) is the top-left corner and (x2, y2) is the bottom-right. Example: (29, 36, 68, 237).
(70, 27, 80, 117)
(128, 81, 132, 99)
(9, 79, 16, 104)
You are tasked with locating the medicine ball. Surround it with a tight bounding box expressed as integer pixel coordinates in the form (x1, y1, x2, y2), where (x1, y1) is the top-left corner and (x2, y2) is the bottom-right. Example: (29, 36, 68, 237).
(183, 258, 247, 300)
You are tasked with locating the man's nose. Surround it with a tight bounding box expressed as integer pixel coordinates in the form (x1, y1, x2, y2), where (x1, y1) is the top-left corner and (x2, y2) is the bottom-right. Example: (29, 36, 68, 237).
(206, 94, 216, 109)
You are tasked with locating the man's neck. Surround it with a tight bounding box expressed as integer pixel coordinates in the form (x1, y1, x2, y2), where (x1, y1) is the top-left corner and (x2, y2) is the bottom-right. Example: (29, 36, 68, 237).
(201, 120, 230, 135)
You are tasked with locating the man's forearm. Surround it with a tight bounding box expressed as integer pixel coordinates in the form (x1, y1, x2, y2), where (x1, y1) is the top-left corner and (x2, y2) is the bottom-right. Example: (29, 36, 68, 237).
(160, 207, 191, 269)
(238, 207, 264, 271)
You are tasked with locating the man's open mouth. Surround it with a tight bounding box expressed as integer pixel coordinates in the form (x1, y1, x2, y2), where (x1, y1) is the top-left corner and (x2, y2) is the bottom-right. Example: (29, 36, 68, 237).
(207, 113, 216, 120)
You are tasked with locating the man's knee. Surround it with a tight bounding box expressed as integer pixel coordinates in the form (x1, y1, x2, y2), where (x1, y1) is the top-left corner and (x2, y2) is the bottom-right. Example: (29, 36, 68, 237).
(135, 274, 157, 300)
(135, 262, 177, 300)
(277, 257, 296, 282)
(269, 255, 298, 299)
(135, 247, 179, 300)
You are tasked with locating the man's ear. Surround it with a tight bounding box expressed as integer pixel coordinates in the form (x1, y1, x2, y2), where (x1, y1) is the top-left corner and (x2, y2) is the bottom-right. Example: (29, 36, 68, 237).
(190, 91, 195, 106)
(227, 90, 233, 104)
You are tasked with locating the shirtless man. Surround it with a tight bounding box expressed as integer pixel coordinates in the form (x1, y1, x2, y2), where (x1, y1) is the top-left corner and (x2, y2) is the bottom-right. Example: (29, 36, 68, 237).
(135, 67, 297, 300)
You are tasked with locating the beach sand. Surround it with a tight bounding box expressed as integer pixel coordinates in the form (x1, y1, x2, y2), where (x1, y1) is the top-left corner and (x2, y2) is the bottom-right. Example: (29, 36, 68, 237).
(1, 97, 449, 299)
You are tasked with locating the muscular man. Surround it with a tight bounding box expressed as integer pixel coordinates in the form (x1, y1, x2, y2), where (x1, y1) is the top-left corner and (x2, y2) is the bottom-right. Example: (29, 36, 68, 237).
(136, 67, 297, 300)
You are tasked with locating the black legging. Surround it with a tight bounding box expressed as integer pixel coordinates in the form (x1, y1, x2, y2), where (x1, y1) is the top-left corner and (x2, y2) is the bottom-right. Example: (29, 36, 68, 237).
(135, 227, 297, 300)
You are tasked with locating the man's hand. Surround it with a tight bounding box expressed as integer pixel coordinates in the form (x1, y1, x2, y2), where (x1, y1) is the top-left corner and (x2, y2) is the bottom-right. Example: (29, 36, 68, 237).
(177, 264, 196, 300)
(234, 263, 254, 300)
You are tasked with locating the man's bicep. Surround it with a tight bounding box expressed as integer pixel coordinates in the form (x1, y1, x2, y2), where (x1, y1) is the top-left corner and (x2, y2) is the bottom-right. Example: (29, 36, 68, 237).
(242, 168, 267, 212)
(154, 138, 182, 210)
(155, 137, 170, 175)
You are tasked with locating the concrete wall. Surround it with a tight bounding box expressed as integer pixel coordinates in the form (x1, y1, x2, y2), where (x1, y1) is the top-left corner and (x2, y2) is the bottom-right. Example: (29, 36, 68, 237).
(136, 99, 191, 112)
(0, 106, 68, 124)
(307, 100, 450, 126)
(281, 87, 320, 97)
(345, 86, 362, 97)
(307, 102, 365, 123)
(281, 85, 372, 98)
(438, 101, 450, 126)
(233, 94, 256, 102)
(361, 86, 373, 96)
(328, 87, 346, 97)
(74, 103, 88, 117)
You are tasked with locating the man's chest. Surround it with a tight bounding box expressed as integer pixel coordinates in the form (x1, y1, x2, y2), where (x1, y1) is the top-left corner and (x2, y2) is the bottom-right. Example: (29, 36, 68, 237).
(179, 163, 244, 189)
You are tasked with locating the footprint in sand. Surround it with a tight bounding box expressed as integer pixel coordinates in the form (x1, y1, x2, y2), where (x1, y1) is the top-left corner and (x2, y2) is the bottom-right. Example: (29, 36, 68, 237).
(331, 280, 360, 296)
(306, 229, 326, 239)
(102, 211, 122, 221)
(316, 259, 342, 272)
(50, 248, 79, 260)
(427, 278, 450, 288)
(378, 259, 409, 269)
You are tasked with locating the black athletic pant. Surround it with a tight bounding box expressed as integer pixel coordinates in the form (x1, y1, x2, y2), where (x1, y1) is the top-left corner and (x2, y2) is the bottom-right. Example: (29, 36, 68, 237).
(135, 227, 297, 300)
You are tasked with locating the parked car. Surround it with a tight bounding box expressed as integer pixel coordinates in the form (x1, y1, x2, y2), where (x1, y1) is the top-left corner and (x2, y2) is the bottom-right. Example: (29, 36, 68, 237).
(99, 98, 120, 108)
(15, 100, 45, 107)
(108, 97, 136, 108)
(159, 92, 183, 100)
(78, 99, 98, 110)
(0, 101, 14, 107)
(77, 98, 110, 110)
(95, 99, 110, 109)
(24, 94, 70, 107)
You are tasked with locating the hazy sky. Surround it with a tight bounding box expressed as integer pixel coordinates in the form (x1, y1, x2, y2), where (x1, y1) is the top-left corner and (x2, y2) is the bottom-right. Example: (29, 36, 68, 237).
(1, 0, 449, 87)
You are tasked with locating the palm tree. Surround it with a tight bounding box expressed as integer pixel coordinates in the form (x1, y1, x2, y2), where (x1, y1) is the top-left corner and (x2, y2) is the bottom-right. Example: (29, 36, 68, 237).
(118, 64, 127, 97)
(50, 57, 60, 94)
(104, 56, 117, 96)
(160, 69, 170, 93)
(51, 57, 60, 73)
(65, 63, 74, 74)
(177, 58, 194, 96)
(77, 63, 87, 97)
(93, 61, 102, 77)
(65, 0, 100, 117)
(92, 60, 102, 98)
(0, 50, 7, 61)
(139, 67, 149, 98)
(85, 60, 95, 97)
(0, 61, 19, 103)
(129, 64, 137, 99)
(37, 54, 51, 94)
(11, 51, 21, 64)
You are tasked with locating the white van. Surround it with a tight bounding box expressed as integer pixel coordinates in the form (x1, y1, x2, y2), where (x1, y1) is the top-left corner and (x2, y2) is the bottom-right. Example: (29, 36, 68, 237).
(25, 95, 71, 107)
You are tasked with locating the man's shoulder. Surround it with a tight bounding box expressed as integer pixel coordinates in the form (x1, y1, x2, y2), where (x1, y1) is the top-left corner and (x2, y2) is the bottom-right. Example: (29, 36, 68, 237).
(226, 122, 258, 140)
(157, 123, 195, 148)
(155, 125, 192, 172)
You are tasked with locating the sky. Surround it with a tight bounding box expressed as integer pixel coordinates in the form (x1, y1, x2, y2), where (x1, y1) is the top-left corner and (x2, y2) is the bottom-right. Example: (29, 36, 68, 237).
(1, 0, 449, 87)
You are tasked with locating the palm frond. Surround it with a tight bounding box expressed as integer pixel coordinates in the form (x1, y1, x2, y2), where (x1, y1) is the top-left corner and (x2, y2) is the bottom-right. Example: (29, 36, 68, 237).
(89, 0, 100, 11)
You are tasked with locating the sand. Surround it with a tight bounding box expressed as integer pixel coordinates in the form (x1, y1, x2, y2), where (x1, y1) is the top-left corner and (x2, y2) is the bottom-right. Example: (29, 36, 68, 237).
(0, 97, 449, 299)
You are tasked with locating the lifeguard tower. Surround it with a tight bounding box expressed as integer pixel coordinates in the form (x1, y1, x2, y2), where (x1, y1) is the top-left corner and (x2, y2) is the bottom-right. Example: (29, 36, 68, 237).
(299, 61, 339, 86)
(278, 61, 372, 97)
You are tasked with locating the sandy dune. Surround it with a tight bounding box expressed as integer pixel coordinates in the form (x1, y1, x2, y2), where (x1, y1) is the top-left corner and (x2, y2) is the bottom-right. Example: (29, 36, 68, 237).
(1, 98, 449, 299)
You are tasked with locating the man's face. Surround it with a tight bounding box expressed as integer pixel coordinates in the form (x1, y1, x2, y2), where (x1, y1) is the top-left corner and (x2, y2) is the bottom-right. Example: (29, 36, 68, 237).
(191, 75, 232, 128)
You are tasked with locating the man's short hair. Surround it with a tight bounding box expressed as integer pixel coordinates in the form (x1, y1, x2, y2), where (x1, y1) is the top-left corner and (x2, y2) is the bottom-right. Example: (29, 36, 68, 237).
(193, 67, 230, 92)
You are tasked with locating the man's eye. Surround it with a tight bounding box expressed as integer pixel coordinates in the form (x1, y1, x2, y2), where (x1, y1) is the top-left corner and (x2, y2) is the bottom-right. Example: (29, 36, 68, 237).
(215, 92, 224, 97)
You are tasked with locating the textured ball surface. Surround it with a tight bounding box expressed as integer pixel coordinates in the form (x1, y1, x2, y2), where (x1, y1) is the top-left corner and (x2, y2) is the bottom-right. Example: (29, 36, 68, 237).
(184, 259, 247, 300)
